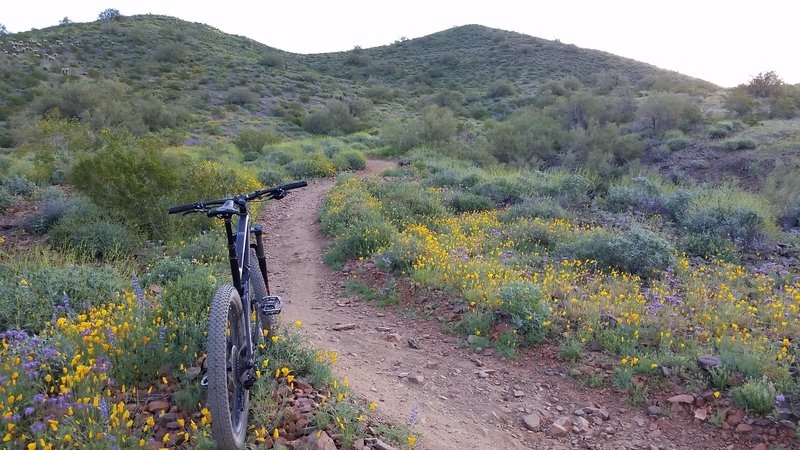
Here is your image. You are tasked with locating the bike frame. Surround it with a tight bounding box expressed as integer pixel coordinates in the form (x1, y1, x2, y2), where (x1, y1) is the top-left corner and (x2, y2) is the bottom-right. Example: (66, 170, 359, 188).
(221, 202, 270, 366)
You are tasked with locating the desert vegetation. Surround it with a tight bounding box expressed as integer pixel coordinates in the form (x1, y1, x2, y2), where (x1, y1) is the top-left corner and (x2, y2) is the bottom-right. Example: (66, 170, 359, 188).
(0, 12, 799, 449)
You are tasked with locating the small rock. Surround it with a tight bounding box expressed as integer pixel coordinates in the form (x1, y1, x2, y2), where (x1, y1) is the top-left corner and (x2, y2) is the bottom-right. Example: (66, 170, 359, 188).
(373, 439, 399, 450)
(523, 413, 541, 431)
(408, 375, 425, 384)
(554, 416, 573, 429)
(735, 423, 753, 433)
(694, 408, 708, 421)
(556, 405, 564, 412)
(375, 326, 391, 332)
(425, 361, 439, 369)
(385, 333, 401, 343)
(547, 423, 569, 438)
(332, 323, 356, 331)
(573, 409, 585, 417)
(397, 372, 409, 378)
(752, 444, 767, 450)
(146, 400, 170, 413)
(726, 409, 746, 426)
(667, 394, 694, 404)
(466, 335, 480, 344)
(311, 430, 338, 450)
(646, 405, 662, 416)
(407, 338, 420, 349)
(633, 416, 645, 427)
(514, 390, 525, 398)
(572, 416, 591, 434)
(697, 355, 722, 369)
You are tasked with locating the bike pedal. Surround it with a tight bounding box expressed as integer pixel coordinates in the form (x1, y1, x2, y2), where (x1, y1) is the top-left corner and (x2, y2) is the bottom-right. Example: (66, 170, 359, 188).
(257, 295, 282, 315)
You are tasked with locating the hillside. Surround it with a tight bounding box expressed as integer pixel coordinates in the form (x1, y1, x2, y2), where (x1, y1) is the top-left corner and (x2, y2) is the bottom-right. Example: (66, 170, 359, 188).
(0, 16, 717, 141)
(305, 24, 716, 95)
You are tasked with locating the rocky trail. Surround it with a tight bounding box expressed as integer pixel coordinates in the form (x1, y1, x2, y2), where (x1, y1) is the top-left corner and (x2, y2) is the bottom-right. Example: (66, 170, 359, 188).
(259, 160, 785, 450)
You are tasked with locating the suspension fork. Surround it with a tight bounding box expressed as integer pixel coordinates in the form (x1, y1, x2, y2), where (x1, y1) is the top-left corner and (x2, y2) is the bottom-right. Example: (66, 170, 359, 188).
(251, 225, 271, 296)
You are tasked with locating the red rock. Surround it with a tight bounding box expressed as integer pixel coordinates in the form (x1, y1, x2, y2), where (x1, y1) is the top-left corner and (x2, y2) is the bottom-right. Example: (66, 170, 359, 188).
(547, 423, 569, 438)
(726, 408, 745, 426)
(735, 423, 753, 433)
(312, 430, 337, 450)
(751, 444, 766, 450)
(694, 407, 708, 421)
(667, 394, 694, 404)
(146, 400, 170, 413)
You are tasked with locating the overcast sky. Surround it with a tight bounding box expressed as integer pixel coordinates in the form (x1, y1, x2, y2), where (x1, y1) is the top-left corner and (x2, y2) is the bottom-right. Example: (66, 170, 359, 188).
(3, 1, 798, 87)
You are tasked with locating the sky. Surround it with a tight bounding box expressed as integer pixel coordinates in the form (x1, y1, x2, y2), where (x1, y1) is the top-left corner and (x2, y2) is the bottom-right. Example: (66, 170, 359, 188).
(3, 0, 799, 88)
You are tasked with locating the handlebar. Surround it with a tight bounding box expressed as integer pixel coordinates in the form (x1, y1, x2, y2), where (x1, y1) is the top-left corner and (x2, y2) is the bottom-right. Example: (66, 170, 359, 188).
(168, 180, 307, 215)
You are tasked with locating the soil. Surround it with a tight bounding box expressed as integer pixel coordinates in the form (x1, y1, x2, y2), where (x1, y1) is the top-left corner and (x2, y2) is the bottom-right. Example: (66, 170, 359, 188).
(258, 159, 787, 450)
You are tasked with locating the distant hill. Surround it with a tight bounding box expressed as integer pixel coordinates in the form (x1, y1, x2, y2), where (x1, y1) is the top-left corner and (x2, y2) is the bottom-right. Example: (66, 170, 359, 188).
(0, 16, 717, 143)
(304, 24, 716, 96)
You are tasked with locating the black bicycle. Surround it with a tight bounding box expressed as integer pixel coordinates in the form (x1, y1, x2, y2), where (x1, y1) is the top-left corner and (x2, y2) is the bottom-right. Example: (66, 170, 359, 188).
(168, 180, 306, 450)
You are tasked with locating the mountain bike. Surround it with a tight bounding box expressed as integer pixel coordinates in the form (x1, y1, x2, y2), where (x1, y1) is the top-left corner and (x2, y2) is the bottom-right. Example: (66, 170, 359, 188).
(168, 180, 307, 450)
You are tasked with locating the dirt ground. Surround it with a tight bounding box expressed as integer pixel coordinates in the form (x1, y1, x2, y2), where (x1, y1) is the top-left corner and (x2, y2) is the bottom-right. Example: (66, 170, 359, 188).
(259, 160, 786, 450)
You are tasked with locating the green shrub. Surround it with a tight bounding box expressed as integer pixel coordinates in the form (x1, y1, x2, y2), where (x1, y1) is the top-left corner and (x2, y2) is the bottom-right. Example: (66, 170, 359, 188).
(559, 227, 675, 277)
(474, 177, 529, 206)
(680, 188, 776, 248)
(0, 261, 125, 332)
(70, 141, 180, 239)
(505, 219, 562, 252)
(731, 377, 776, 415)
(225, 87, 259, 106)
(665, 137, 692, 151)
(500, 197, 569, 222)
(2, 175, 36, 196)
(144, 256, 194, 286)
(555, 174, 593, 208)
(302, 101, 361, 135)
(332, 150, 367, 171)
(50, 216, 142, 260)
(320, 177, 383, 236)
(179, 232, 226, 264)
(154, 42, 188, 62)
(257, 169, 286, 187)
(21, 188, 78, 235)
(160, 265, 216, 318)
(324, 219, 396, 267)
(265, 150, 296, 165)
(0, 186, 13, 213)
(284, 159, 336, 179)
(376, 181, 447, 227)
(234, 129, 283, 153)
(723, 139, 757, 150)
(258, 52, 285, 69)
(446, 191, 495, 213)
(497, 281, 548, 345)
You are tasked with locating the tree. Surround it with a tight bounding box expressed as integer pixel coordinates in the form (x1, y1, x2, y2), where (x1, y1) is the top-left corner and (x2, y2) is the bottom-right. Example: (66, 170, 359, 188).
(97, 8, 121, 21)
(746, 71, 783, 98)
(0, 23, 7, 35)
(724, 87, 756, 117)
(59, 17, 72, 26)
(635, 92, 702, 134)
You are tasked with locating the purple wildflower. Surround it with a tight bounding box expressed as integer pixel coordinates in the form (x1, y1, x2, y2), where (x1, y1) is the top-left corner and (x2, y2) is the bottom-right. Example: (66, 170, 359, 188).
(776, 393, 785, 403)
(409, 405, 418, 425)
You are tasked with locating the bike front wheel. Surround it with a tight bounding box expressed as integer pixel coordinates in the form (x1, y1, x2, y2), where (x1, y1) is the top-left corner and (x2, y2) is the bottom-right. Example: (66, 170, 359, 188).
(206, 285, 249, 450)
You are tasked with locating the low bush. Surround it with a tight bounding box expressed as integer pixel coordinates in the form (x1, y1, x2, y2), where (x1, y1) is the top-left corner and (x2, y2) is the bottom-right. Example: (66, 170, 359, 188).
(284, 158, 337, 179)
(21, 187, 76, 234)
(500, 197, 570, 222)
(178, 232, 226, 264)
(0, 259, 125, 332)
(2, 175, 36, 196)
(265, 149, 296, 165)
(324, 218, 396, 267)
(332, 150, 367, 171)
(473, 177, 529, 206)
(319, 177, 383, 236)
(234, 128, 283, 153)
(50, 216, 142, 260)
(0, 186, 13, 213)
(375, 181, 447, 228)
(558, 227, 675, 278)
(496, 281, 549, 345)
(160, 265, 216, 318)
(257, 169, 286, 187)
(665, 137, 692, 151)
(731, 377, 776, 415)
(723, 139, 757, 150)
(144, 256, 194, 286)
(225, 87, 259, 106)
(446, 191, 495, 214)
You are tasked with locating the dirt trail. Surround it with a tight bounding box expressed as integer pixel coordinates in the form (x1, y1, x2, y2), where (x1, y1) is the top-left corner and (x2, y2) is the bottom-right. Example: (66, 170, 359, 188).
(260, 161, 745, 450)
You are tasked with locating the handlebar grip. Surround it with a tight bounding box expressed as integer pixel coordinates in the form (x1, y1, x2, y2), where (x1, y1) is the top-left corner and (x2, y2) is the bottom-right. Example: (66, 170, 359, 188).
(168, 203, 200, 214)
(281, 180, 307, 190)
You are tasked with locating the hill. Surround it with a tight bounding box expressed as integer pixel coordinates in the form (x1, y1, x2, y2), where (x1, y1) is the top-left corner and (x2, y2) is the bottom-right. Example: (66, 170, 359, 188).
(0, 16, 716, 141)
